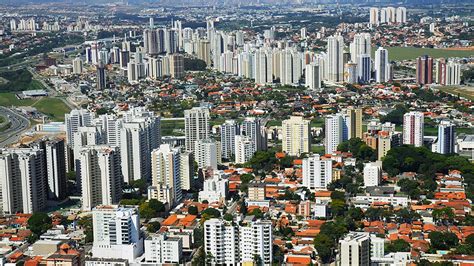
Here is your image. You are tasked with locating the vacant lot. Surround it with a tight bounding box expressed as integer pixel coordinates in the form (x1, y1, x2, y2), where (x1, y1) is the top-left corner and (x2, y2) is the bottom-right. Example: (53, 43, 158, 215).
(371, 47, 474, 61)
(0, 92, 70, 121)
(32, 98, 71, 122)
(437, 86, 474, 101)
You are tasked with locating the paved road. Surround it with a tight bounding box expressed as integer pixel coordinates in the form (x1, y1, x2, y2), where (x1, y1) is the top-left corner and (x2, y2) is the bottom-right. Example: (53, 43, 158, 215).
(0, 107, 30, 147)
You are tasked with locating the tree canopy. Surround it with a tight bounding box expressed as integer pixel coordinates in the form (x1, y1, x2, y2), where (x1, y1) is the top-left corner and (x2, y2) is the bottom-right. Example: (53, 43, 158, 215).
(383, 145, 474, 200)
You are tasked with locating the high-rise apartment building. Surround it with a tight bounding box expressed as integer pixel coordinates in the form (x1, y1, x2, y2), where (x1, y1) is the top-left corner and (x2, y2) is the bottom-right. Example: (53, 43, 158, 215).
(302, 154, 333, 190)
(305, 62, 321, 90)
(339, 232, 371, 266)
(169, 53, 184, 79)
(350, 33, 371, 66)
(44, 139, 67, 200)
(416, 55, 433, 85)
(0, 148, 47, 214)
(374, 47, 390, 83)
(344, 108, 363, 139)
(327, 35, 344, 82)
(369, 8, 379, 25)
(92, 205, 144, 262)
(241, 117, 267, 152)
(234, 135, 254, 164)
(150, 144, 182, 207)
(65, 109, 94, 147)
(79, 146, 122, 211)
(194, 139, 220, 170)
(396, 7, 407, 23)
(72, 56, 83, 74)
(204, 218, 273, 265)
(96, 62, 107, 90)
(220, 120, 239, 160)
(282, 116, 311, 156)
(325, 114, 349, 154)
(436, 120, 455, 154)
(184, 107, 210, 153)
(179, 152, 194, 191)
(358, 54, 372, 83)
(363, 161, 382, 187)
(403, 111, 424, 147)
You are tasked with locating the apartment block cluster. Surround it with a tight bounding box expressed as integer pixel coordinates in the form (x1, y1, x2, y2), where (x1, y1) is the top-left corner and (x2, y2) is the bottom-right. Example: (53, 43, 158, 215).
(194, 28, 394, 86)
(9, 18, 37, 32)
(65, 18, 402, 92)
(369, 7, 407, 25)
(416, 55, 463, 86)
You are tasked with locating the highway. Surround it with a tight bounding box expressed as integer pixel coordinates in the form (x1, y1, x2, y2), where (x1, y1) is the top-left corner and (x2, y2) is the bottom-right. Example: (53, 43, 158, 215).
(0, 106, 30, 147)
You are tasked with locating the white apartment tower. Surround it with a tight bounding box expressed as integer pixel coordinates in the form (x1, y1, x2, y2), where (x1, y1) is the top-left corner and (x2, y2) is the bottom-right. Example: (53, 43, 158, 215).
(446, 61, 461, 86)
(195, 139, 220, 170)
(204, 219, 240, 265)
(72, 57, 83, 74)
(239, 220, 273, 265)
(350, 33, 371, 66)
(302, 154, 333, 190)
(234, 135, 254, 164)
(403, 111, 424, 147)
(305, 62, 321, 90)
(241, 117, 267, 152)
(79, 146, 122, 211)
(220, 120, 239, 160)
(144, 233, 182, 264)
(327, 35, 344, 82)
(180, 152, 194, 191)
(396, 7, 407, 24)
(375, 47, 390, 83)
(204, 218, 273, 265)
(92, 205, 144, 262)
(339, 232, 371, 266)
(184, 107, 210, 153)
(325, 114, 349, 154)
(151, 144, 182, 207)
(65, 109, 94, 146)
(0, 148, 47, 214)
(363, 161, 382, 187)
(282, 116, 311, 156)
(370, 7, 379, 25)
(120, 122, 150, 183)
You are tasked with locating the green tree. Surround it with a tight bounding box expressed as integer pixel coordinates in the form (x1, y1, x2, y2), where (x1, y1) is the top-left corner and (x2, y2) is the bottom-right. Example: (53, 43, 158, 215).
(250, 208, 264, 219)
(330, 199, 346, 217)
(188, 205, 198, 215)
(77, 215, 93, 243)
(148, 199, 165, 213)
(314, 233, 334, 263)
(429, 231, 459, 250)
(201, 208, 221, 219)
(147, 221, 161, 233)
(381, 105, 408, 125)
(223, 213, 233, 221)
(28, 213, 52, 236)
(386, 239, 410, 253)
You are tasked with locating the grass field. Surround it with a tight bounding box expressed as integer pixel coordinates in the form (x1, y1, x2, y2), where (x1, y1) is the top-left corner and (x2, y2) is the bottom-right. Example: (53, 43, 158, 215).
(371, 47, 474, 61)
(0, 92, 70, 121)
(161, 120, 185, 136)
(32, 98, 71, 122)
(436, 86, 474, 101)
(0, 92, 36, 106)
(311, 145, 325, 155)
